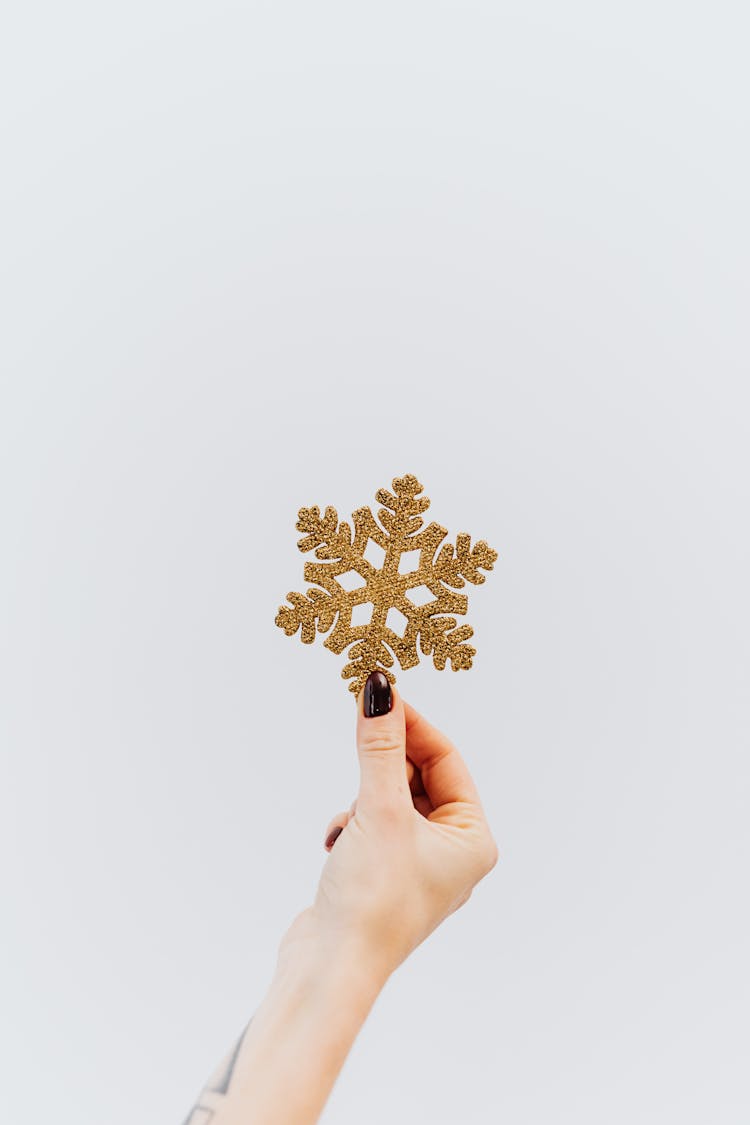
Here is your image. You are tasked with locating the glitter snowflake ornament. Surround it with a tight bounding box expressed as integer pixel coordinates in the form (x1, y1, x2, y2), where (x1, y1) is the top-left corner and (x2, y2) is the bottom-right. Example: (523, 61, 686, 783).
(274, 473, 498, 695)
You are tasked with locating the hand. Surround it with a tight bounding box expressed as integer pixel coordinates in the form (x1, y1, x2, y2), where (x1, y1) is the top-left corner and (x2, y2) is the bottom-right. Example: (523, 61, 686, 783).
(186, 674, 499, 1125)
(282, 672, 499, 982)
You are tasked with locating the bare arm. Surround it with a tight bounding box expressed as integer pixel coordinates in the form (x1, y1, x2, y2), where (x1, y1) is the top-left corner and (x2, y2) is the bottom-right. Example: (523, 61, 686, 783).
(182, 924, 388, 1125)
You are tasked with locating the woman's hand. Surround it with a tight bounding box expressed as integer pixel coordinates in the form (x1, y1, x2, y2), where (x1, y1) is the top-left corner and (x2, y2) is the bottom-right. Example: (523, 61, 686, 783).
(184, 672, 498, 1125)
(283, 671, 499, 983)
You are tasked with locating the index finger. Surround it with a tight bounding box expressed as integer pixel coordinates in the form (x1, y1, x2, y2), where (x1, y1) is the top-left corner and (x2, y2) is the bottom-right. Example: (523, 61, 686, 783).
(403, 700, 483, 811)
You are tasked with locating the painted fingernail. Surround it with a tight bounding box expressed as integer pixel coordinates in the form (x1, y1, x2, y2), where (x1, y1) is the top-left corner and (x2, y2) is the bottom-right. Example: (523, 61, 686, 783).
(325, 826, 343, 849)
(364, 670, 392, 717)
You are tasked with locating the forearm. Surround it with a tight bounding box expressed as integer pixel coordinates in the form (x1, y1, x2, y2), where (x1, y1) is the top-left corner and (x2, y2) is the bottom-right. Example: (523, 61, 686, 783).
(184, 917, 390, 1125)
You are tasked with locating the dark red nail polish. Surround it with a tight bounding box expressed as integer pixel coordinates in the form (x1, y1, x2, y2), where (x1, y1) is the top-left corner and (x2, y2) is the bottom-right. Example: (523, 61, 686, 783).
(364, 670, 392, 717)
(325, 826, 343, 849)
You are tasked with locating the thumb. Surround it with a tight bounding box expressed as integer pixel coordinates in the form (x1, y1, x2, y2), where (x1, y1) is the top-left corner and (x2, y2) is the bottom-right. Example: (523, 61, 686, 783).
(355, 671, 410, 818)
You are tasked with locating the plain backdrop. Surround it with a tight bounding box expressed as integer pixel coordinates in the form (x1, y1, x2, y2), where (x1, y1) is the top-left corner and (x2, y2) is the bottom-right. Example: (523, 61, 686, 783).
(1, 3, 748, 1123)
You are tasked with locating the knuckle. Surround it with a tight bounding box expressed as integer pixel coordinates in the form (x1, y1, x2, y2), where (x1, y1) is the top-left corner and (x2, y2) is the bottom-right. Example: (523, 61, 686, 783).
(361, 790, 411, 829)
(376, 795, 410, 825)
(456, 887, 473, 910)
(483, 834, 500, 873)
(358, 730, 402, 756)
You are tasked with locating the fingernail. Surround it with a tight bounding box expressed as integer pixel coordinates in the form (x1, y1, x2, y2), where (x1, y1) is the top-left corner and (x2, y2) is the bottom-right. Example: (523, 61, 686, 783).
(325, 826, 343, 849)
(364, 670, 392, 717)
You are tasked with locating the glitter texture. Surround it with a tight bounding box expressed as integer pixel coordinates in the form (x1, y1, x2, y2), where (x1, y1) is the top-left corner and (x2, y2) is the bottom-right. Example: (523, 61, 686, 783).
(274, 473, 498, 695)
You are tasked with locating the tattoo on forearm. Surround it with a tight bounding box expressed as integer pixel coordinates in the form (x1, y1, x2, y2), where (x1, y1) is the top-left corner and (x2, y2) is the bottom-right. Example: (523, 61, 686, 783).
(181, 1017, 253, 1125)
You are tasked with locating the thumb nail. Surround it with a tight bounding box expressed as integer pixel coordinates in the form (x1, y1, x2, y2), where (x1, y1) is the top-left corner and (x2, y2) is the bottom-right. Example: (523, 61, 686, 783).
(363, 670, 392, 717)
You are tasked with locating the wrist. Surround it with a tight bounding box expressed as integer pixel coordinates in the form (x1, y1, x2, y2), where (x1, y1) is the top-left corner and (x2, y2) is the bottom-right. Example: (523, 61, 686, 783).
(276, 906, 395, 1003)
(220, 910, 391, 1125)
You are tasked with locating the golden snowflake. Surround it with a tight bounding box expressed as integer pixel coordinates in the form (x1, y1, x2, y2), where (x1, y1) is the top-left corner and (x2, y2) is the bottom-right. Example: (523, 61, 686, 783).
(274, 473, 498, 695)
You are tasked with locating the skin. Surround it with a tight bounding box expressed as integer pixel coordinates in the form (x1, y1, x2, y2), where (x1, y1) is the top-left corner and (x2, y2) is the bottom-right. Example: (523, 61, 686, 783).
(182, 684, 499, 1125)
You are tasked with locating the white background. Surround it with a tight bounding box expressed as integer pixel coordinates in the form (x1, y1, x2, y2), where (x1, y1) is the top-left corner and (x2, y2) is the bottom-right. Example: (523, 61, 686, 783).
(1, 3, 748, 1123)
